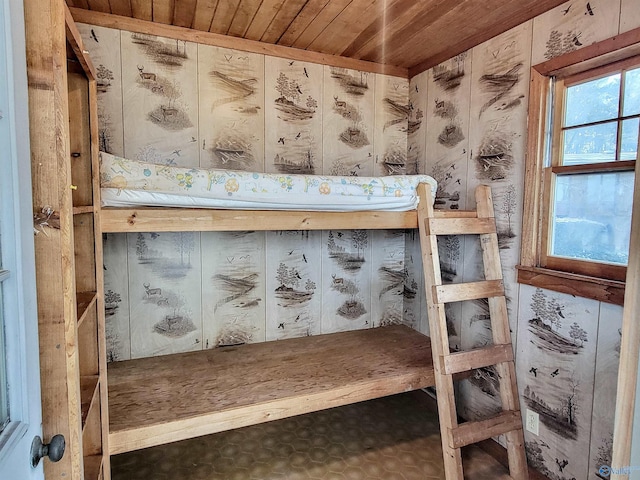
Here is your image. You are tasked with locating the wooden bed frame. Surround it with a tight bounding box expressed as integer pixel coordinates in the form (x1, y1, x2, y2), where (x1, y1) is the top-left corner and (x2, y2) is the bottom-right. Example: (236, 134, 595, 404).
(99, 184, 531, 480)
(99, 192, 453, 455)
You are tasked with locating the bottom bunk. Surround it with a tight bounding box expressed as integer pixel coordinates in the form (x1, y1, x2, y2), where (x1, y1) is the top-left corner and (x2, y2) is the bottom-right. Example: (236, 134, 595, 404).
(108, 325, 435, 455)
(110, 391, 512, 480)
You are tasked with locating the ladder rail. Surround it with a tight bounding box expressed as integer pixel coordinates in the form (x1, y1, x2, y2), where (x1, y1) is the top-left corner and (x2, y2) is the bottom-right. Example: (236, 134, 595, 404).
(416, 183, 528, 480)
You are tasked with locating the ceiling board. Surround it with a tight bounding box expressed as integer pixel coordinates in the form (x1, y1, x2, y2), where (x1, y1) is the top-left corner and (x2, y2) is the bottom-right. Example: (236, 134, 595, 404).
(258, 0, 308, 43)
(210, 0, 240, 34)
(109, 0, 132, 16)
(130, 0, 152, 20)
(191, 0, 218, 31)
(68, 0, 569, 75)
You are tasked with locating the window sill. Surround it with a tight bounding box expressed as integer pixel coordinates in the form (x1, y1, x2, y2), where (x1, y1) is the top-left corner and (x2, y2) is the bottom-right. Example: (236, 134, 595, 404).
(516, 265, 625, 306)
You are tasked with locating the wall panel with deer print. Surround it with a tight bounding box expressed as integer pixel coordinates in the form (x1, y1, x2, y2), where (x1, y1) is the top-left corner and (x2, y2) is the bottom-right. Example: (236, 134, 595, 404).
(322, 66, 375, 176)
(127, 231, 203, 358)
(321, 229, 372, 333)
(264, 58, 323, 174)
(121, 31, 199, 167)
(265, 230, 322, 340)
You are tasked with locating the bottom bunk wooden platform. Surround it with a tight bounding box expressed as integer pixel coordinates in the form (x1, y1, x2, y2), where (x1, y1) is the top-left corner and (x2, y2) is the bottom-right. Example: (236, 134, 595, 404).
(108, 325, 434, 454)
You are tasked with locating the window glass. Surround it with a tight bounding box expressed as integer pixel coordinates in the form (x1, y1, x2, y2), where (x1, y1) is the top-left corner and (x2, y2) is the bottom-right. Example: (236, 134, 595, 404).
(621, 117, 639, 160)
(561, 121, 618, 164)
(551, 171, 634, 265)
(623, 67, 640, 116)
(564, 73, 620, 127)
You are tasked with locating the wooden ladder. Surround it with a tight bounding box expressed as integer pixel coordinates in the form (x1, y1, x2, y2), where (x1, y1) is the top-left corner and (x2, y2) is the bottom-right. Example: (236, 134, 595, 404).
(416, 184, 528, 479)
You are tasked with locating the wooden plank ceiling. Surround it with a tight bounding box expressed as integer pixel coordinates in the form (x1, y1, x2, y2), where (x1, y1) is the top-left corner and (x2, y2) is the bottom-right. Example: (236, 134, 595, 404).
(67, 0, 568, 76)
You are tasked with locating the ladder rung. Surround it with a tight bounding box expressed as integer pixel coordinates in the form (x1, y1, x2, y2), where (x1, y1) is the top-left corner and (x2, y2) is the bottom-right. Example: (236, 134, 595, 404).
(450, 411, 523, 449)
(442, 344, 514, 375)
(434, 280, 504, 304)
(426, 217, 495, 235)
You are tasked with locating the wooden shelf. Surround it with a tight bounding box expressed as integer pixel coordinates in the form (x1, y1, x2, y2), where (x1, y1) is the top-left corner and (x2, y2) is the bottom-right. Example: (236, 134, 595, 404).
(80, 375, 100, 428)
(83, 454, 103, 480)
(77, 291, 97, 327)
(73, 205, 95, 215)
(108, 325, 434, 454)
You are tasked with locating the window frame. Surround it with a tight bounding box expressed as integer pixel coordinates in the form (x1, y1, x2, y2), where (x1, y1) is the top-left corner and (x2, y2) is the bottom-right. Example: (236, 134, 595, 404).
(518, 27, 640, 306)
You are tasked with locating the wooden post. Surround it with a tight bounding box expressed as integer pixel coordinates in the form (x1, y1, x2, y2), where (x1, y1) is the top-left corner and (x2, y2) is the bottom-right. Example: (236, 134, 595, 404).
(611, 145, 640, 477)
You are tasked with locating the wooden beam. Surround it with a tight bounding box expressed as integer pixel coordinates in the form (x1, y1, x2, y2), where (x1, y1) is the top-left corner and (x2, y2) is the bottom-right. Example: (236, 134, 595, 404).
(516, 266, 625, 306)
(534, 26, 640, 77)
(100, 207, 419, 232)
(69, 7, 407, 77)
(611, 142, 640, 477)
(65, 3, 97, 80)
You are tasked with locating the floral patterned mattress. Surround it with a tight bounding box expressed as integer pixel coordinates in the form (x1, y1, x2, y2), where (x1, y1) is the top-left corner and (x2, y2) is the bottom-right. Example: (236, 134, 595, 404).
(99, 152, 437, 212)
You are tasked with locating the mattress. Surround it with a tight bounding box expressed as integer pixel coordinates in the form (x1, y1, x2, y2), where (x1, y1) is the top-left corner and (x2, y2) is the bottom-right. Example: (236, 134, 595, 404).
(100, 152, 437, 212)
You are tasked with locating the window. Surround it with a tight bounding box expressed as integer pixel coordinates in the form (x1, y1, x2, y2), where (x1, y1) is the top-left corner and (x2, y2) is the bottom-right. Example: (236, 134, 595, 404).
(519, 30, 640, 305)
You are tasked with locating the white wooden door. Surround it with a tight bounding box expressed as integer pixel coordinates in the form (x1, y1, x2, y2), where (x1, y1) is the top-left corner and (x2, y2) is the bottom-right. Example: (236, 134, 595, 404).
(0, 0, 44, 478)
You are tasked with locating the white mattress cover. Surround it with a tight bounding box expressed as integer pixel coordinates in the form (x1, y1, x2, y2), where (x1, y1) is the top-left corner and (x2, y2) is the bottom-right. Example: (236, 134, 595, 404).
(100, 152, 437, 212)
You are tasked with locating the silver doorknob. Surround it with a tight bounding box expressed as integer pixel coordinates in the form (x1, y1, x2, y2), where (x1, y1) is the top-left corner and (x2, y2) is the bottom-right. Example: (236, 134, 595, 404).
(30, 434, 65, 467)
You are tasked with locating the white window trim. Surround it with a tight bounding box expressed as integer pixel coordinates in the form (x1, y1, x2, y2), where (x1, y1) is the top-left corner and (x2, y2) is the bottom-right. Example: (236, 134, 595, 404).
(0, 0, 40, 465)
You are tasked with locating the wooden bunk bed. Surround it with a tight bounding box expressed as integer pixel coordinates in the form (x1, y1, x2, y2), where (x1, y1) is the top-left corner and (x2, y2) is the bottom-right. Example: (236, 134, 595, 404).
(100, 198, 440, 455)
(99, 175, 527, 479)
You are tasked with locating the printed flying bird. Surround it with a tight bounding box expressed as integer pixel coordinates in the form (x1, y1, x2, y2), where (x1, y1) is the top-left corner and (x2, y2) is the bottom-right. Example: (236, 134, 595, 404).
(303, 68, 309, 78)
(91, 29, 99, 42)
(573, 35, 583, 46)
(302, 254, 307, 263)
(586, 2, 594, 15)
(562, 4, 571, 15)
(278, 137, 285, 145)
(190, 136, 197, 142)
(529, 367, 538, 377)
(289, 61, 294, 66)
(278, 322, 285, 329)
(551, 369, 559, 377)
(296, 132, 301, 139)
(172, 149, 182, 156)
(296, 85, 303, 94)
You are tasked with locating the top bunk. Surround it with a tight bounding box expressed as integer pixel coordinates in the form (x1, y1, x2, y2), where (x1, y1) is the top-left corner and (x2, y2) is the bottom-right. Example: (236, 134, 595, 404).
(98, 152, 441, 232)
